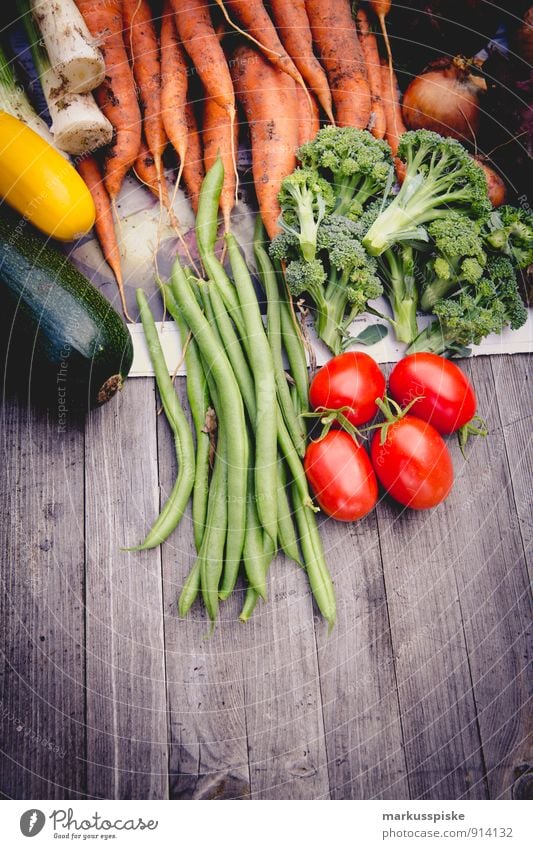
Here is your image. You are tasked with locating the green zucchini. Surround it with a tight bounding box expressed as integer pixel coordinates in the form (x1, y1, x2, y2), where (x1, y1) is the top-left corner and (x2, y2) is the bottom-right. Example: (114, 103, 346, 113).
(0, 210, 133, 410)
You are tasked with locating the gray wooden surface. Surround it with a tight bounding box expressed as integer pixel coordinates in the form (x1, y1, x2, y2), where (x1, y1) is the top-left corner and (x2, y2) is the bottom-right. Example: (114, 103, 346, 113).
(1, 354, 531, 800)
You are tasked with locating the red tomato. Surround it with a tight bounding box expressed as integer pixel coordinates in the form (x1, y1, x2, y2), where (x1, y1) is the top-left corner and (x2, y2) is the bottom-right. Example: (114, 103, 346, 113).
(370, 416, 454, 509)
(304, 429, 378, 521)
(389, 353, 477, 435)
(309, 352, 386, 426)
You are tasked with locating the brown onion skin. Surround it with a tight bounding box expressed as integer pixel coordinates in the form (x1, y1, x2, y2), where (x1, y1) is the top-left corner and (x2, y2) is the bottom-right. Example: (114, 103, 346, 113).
(475, 158, 507, 208)
(402, 58, 486, 145)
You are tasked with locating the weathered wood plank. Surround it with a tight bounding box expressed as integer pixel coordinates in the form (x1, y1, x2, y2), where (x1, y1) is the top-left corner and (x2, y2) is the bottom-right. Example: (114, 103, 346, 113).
(84, 378, 169, 799)
(454, 357, 532, 799)
(314, 511, 410, 799)
(158, 379, 251, 800)
(375, 366, 487, 800)
(0, 400, 86, 799)
(491, 354, 532, 581)
(240, 554, 331, 799)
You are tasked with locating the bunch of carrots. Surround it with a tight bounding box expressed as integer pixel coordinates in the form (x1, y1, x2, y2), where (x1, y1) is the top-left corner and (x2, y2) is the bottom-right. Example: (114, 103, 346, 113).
(73, 0, 405, 319)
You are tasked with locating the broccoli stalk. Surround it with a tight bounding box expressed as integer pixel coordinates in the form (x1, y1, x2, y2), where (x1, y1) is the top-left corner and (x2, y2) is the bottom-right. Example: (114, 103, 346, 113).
(420, 214, 486, 311)
(278, 168, 335, 262)
(408, 255, 527, 356)
(362, 130, 492, 256)
(297, 126, 393, 219)
(376, 244, 420, 343)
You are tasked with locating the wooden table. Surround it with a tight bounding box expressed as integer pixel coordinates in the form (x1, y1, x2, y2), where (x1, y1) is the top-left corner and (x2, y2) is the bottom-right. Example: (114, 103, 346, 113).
(1, 354, 531, 800)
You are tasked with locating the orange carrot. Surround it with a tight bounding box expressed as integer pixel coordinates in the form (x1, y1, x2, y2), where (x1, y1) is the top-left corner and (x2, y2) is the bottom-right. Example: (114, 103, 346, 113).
(217, 1, 310, 99)
(77, 155, 131, 321)
(230, 43, 298, 240)
(305, 0, 371, 129)
(202, 96, 238, 232)
(134, 139, 167, 200)
(170, 0, 237, 196)
(123, 0, 167, 189)
(182, 102, 205, 214)
(268, 0, 334, 124)
(297, 86, 320, 146)
(77, 0, 141, 199)
(380, 60, 407, 180)
(160, 1, 188, 186)
(356, 8, 386, 139)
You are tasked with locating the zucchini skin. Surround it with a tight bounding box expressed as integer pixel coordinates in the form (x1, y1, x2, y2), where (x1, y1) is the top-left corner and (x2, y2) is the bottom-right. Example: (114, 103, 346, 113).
(0, 211, 133, 410)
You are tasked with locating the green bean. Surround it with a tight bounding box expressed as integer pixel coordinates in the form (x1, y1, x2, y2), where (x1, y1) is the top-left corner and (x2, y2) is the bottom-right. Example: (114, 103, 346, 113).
(130, 290, 195, 550)
(205, 285, 256, 421)
(170, 259, 248, 588)
(291, 481, 336, 629)
(163, 284, 212, 553)
(279, 296, 310, 413)
(253, 218, 307, 457)
(240, 531, 276, 622)
(195, 158, 244, 333)
(226, 233, 278, 545)
(276, 460, 302, 565)
(242, 461, 269, 600)
(198, 424, 228, 623)
(277, 407, 315, 510)
(178, 560, 201, 617)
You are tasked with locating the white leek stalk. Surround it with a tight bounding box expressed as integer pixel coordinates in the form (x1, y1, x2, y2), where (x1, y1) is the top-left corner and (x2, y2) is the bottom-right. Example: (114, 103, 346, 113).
(31, 0, 105, 94)
(20, 0, 113, 155)
(0, 42, 56, 146)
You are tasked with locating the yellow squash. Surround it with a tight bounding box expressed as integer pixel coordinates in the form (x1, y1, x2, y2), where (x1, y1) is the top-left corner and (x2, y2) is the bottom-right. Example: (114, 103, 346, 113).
(0, 111, 95, 241)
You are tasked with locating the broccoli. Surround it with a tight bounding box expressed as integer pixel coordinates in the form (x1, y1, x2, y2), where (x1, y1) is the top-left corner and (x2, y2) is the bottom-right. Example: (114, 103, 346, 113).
(277, 167, 336, 262)
(483, 205, 533, 269)
(297, 126, 393, 219)
(274, 215, 382, 355)
(375, 244, 421, 343)
(420, 214, 486, 311)
(362, 130, 491, 256)
(408, 255, 527, 356)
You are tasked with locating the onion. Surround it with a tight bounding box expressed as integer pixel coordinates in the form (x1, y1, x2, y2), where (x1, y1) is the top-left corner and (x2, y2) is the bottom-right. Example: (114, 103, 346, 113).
(402, 56, 487, 144)
(474, 158, 507, 208)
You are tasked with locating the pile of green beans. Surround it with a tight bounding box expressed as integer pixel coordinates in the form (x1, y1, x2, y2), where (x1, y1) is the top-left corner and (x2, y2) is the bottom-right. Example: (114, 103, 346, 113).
(132, 159, 336, 629)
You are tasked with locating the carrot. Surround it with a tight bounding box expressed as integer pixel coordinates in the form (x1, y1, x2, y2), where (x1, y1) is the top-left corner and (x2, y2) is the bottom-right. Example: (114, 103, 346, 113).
(123, 0, 166, 189)
(297, 85, 320, 146)
(216, 1, 310, 102)
(268, 0, 335, 124)
(202, 96, 238, 232)
(356, 8, 386, 139)
(380, 60, 407, 181)
(182, 102, 205, 214)
(160, 2, 188, 187)
(230, 43, 298, 240)
(76, 155, 131, 322)
(77, 0, 141, 199)
(170, 0, 238, 198)
(305, 0, 371, 129)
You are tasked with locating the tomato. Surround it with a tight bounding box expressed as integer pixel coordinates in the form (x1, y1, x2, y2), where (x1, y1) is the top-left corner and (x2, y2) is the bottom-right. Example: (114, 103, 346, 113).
(304, 429, 378, 521)
(309, 351, 386, 426)
(389, 353, 477, 435)
(370, 416, 454, 509)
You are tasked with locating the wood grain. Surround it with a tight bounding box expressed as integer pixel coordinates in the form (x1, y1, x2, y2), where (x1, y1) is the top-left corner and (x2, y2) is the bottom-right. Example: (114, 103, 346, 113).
(84, 379, 169, 799)
(0, 401, 86, 799)
(314, 510, 410, 799)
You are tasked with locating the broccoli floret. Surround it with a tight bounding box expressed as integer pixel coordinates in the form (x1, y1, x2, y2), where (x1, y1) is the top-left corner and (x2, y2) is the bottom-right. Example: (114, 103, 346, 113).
(268, 230, 300, 265)
(285, 258, 327, 302)
(297, 126, 393, 219)
(420, 213, 486, 311)
(277, 167, 335, 262)
(483, 205, 533, 269)
(408, 255, 527, 356)
(313, 215, 383, 354)
(362, 130, 491, 256)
